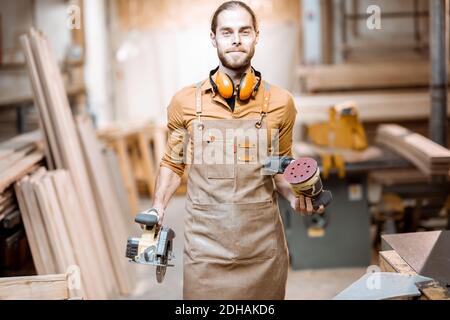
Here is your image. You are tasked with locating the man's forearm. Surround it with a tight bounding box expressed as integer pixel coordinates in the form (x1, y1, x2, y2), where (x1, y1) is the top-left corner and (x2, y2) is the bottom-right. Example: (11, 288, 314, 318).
(152, 166, 182, 211)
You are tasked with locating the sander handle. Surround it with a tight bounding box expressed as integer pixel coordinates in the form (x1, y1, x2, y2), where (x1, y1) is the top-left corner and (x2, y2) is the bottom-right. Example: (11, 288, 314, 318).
(312, 190, 332, 210)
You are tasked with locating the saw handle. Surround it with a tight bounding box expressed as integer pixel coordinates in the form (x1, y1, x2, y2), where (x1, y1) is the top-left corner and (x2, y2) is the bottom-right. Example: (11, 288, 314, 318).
(311, 190, 332, 210)
(135, 209, 159, 227)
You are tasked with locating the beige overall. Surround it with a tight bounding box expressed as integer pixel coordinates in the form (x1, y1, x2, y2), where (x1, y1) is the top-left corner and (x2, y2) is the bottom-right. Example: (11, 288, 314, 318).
(183, 81, 289, 299)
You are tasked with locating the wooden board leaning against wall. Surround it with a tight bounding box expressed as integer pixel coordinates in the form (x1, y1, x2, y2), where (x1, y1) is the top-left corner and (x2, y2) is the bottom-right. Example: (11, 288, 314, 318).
(13, 29, 138, 299)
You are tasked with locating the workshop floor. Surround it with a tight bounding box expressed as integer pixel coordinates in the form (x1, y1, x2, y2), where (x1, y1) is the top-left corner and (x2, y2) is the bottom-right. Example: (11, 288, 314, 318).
(126, 196, 369, 300)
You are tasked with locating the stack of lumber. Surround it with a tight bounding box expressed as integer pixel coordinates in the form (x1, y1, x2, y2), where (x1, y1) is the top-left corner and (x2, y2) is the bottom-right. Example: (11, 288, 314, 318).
(294, 90, 450, 125)
(0, 131, 44, 196)
(15, 168, 108, 299)
(19, 29, 136, 298)
(297, 61, 450, 93)
(376, 124, 450, 177)
(0, 132, 43, 276)
(0, 131, 43, 191)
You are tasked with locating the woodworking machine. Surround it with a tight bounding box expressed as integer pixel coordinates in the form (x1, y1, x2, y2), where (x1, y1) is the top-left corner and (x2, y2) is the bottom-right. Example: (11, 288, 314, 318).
(125, 208, 175, 283)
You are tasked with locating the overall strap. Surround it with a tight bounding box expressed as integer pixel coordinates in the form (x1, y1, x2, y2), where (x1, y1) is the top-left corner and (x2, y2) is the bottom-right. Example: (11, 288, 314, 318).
(256, 81, 270, 128)
(195, 81, 204, 130)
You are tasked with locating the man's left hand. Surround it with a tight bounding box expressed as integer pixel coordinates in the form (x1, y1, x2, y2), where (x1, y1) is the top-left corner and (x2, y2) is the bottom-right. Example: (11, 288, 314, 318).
(290, 194, 325, 216)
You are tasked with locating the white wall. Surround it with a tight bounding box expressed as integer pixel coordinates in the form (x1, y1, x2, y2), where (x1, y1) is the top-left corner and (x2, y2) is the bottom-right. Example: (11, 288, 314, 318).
(84, 0, 113, 126)
(0, 0, 74, 104)
(302, 0, 322, 64)
(34, 0, 72, 62)
(112, 23, 299, 125)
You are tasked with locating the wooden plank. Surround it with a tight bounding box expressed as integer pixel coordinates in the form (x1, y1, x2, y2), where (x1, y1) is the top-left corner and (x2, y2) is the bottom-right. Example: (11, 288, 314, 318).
(379, 250, 416, 275)
(14, 171, 56, 275)
(103, 147, 132, 217)
(378, 124, 450, 162)
(76, 115, 136, 295)
(0, 274, 68, 300)
(404, 133, 450, 162)
(0, 149, 29, 168)
(137, 131, 156, 198)
(50, 170, 106, 299)
(0, 203, 17, 220)
(0, 196, 14, 214)
(113, 137, 139, 215)
(0, 189, 13, 206)
(19, 36, 56, 169)
(0, 149, 14, 161)
(31, 173, 75, 273)
(416, 280, 450, 300)
(376, 124, 450, 176)
(0, 130, 41, 152)
(27, 167, 57, 274)
(0, 152, 43, 192)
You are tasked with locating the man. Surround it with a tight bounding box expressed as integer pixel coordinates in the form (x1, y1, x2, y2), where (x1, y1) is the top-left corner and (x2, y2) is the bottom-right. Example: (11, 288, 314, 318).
(151, 1, 323, 299)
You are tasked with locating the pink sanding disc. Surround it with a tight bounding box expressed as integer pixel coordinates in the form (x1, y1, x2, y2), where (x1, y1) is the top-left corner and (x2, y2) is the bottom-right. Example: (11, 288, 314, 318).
(283, 157, 318, 185)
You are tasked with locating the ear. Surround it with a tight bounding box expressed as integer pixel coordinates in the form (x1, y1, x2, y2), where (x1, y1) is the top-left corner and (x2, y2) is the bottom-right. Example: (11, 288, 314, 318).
(254, 30, 259, 45)
(210, 31, 217, 48)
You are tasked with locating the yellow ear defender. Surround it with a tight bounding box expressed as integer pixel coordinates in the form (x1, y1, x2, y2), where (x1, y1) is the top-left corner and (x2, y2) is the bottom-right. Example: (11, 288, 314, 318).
(209, 66, 262, 101)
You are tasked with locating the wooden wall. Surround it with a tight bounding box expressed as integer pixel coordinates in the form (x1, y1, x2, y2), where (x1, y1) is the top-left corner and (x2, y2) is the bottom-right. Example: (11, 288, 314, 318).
(114, 0, 300, 31)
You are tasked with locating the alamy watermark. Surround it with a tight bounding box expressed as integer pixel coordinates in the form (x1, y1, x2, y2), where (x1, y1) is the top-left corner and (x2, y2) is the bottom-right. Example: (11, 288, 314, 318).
(167, 125, 280, 166)
(367, 5, 382, 30)
(366, 265, 382, 290)
(67, 4, 81, 30)
(66, 265, 82, 290)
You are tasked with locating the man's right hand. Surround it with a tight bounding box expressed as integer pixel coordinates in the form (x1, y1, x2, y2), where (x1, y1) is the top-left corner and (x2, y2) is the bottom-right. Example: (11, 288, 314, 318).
(152, 205, 165, 226)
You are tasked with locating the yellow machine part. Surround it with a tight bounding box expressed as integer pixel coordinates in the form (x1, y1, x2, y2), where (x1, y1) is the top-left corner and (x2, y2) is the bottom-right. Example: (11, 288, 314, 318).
(307, 102, 367, 179)
(307, 101, 368, 150)
(137, 227, 159, 256)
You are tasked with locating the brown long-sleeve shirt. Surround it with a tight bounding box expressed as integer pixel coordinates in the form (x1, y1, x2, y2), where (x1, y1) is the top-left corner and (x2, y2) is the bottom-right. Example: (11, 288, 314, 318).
(160, 78, 297, 177)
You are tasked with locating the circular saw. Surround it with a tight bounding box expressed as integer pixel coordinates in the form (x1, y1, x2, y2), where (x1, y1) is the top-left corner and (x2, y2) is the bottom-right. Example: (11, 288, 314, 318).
(125, 208, 175, 283)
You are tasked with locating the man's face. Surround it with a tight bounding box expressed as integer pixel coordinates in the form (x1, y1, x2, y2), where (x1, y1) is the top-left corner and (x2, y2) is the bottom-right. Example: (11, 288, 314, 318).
(211, 7, 259, 70)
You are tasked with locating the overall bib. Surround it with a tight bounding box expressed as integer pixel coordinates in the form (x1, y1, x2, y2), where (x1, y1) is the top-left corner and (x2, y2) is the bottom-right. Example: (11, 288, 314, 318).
(183, 81, 289, 299)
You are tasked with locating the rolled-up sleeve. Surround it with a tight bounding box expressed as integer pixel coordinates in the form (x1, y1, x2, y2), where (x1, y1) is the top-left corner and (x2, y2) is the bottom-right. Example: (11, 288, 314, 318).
(277, 94, 297, 157)
(160, 96, 186, 177)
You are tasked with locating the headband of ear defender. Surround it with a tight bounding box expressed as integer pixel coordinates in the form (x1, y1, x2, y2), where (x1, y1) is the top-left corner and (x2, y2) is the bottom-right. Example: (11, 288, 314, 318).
(209, 66, 262, 101)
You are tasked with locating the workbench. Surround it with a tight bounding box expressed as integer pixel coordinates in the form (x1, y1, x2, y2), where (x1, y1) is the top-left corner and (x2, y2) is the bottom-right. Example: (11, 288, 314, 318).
(379, 231, 450, 300)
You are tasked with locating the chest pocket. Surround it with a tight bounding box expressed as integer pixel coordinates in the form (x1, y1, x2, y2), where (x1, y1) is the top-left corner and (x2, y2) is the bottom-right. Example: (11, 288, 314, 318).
(203, 139, 235, 179)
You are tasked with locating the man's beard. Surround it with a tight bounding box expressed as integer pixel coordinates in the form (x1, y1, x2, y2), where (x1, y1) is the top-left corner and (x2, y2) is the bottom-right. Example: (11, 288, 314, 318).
(218, 47, 255, 70)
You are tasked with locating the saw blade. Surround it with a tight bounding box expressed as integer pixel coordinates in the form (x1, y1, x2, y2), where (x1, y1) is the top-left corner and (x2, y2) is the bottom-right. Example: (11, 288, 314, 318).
(156, 265, 166, 283)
